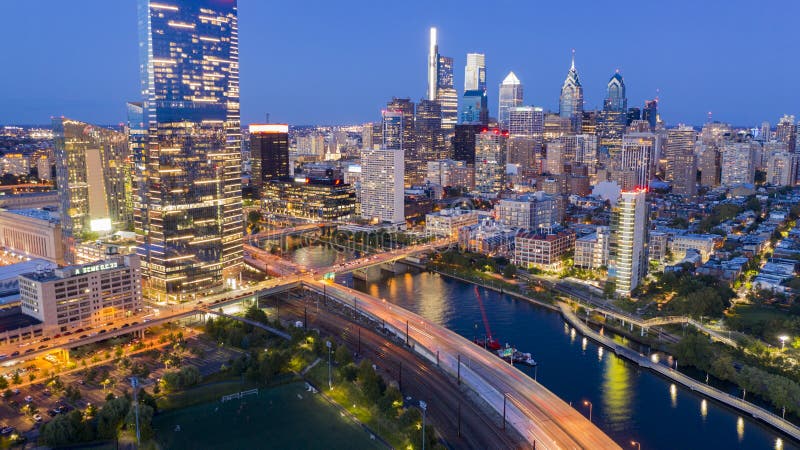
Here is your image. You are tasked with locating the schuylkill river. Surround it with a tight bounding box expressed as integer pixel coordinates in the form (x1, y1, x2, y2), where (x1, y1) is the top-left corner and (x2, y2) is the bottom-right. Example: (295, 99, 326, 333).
(293, 245, 796, 449)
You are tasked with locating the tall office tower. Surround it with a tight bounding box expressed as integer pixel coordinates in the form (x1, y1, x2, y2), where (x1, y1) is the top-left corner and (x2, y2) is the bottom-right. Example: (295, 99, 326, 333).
(464, 53, 486, 92)
(626, 107, 641, 125)
(360, 148, 405, 227)
(618, 132, 657, 189)
(452, 124, 484, 165)
(559, 53, 584, 132)
(475, 129, 508, 194)
(609, 189, 648, 297)
(665, 125, 697, 197)
(127, 101, 147, 239)
(720, 142, 756, 186)
(361, 123, 374, 150)
(54, 118, 131, 263)
(507, 106, 544, 136)
(642, 99, 658, 130)
(414, 99, 446, 184)
(544, 141, 564, 175)
(543, 113, 572, 142)
(507, 136, 539, 172)
(776, 115, 797, 153)
(759, 121, 771, 142)
(381, 110, 404, 150)
(249, 124, 289, 194)
(136, 0, 243, 299)
(697, 143, 721, 187)
(557, 134, 598, 168)
(765, 149, 797, 186)
(498, 72, 523, 127)
(598, 71, 627, 154)
(428, 28, 457, 131)
(460, 90, 489, 125)
(385, 98, 416, 185)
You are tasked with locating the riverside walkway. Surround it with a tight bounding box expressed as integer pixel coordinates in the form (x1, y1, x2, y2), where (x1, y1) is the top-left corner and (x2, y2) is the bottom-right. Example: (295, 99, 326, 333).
(559, 302, 800, 443)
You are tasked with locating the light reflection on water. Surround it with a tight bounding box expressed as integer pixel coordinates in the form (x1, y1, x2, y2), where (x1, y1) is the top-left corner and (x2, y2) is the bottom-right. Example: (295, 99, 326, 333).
(351, 269, 799, 450)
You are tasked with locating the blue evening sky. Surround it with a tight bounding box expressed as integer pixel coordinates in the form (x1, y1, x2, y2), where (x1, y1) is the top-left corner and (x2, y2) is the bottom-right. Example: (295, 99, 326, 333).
(1, 0, 797, 127)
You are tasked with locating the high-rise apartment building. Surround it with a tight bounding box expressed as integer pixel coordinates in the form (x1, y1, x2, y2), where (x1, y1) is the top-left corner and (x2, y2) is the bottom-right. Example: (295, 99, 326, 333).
(498, 72, 523, 127)
(495, 192, 558, 230)
(776, 115, 797, 153)
(360, 148, 405, 226)
(559, 54, 583, 132)
(618, 132, 658, 189)
(249, 124, 289, 194)
(381, 110, 404, 150)
(765, 149, 797, 186)
(665, 125, 697, 197)
(385, 98, 416, 185)
(475, 129, 508, 194)
(720, 142, 756, 186)
(136, 0, 243, 299)
(609, 189, 647, 296)
(54, 118, 131, 263)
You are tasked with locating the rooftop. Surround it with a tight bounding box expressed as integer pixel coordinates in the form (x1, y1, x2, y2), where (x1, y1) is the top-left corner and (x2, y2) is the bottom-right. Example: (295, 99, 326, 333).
(1, 208, 59, 223)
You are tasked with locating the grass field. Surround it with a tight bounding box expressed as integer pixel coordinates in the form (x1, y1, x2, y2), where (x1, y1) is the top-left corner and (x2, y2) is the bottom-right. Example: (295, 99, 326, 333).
(153, 382, 382, 450)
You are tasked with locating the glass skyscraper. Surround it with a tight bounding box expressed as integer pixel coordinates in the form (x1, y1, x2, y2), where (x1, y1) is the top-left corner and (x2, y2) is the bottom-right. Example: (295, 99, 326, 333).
(54, 118, 131, 263)
(559, 53, 584, 132)
(598, 71, 627, 154)
(136, 0, 243, 300)
(498, 72, 523, 128)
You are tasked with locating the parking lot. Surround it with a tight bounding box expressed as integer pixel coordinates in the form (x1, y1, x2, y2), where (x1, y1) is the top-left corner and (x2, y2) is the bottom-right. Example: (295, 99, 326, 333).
(0, 324, 241, 441)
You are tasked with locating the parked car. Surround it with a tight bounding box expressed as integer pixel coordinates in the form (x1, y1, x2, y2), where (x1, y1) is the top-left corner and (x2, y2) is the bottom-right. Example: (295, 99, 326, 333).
(33, 414, 42, 422)
(24, 395, 33, 403)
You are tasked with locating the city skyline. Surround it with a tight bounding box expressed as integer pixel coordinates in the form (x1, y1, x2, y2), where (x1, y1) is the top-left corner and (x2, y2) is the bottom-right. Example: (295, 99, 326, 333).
(2, 0, 799, 127)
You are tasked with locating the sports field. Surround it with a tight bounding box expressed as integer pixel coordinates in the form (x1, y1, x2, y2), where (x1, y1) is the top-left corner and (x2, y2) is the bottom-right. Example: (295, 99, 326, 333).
(153, 382, 383, 449)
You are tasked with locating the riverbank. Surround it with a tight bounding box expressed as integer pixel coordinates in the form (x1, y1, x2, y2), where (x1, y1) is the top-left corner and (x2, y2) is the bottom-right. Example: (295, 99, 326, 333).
(433, 267, 800, 443)
(558, 301, 800, 443)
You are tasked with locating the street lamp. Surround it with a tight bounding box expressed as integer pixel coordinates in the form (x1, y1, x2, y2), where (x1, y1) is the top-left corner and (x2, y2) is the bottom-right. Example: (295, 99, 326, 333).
(419, 400, 427, 450)
(583, 400, 593, 422)
(326, 341, 332, 390)
(779, 335, 789, 351)
(631, 441, 641, 450)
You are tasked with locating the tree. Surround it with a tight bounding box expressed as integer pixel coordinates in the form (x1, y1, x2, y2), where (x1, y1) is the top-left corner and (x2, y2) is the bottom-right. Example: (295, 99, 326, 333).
(96, 397, 131, 439)
(672, 333, 714, 371)
(125, 403, 155, 440)
(12, 372, 21, 385)
(0, 376, 7, 390)
(334, 345, 353, 366)
(502, 264, 517, 279)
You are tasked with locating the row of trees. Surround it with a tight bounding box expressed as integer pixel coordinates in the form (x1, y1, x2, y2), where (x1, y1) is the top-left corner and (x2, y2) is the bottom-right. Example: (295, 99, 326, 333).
(673, 333, 800, 416)
(39, 392, 157, 447)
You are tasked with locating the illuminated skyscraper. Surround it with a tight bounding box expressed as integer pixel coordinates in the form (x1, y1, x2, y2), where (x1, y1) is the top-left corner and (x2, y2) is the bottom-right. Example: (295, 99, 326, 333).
(464, 53, 486, 92)
(360, 148, 405, 226)
(475, 129, 508, 194)
(249, 124, 289, 194)
(609, 189, 647, 296)
(54, 118, 131, 264)
(427, 28, 457, 131)
(559, 52, 583, 132)
(136, 0, 243, 299)
(459, 90, 488, 125)
(664, 125, 697, 197)
(642, 99, 658, 131)
(415, 99, 446, 183)
(598, 71, 627, 154)
(384, 98, 416, 185)
(498, 72, 523, 128)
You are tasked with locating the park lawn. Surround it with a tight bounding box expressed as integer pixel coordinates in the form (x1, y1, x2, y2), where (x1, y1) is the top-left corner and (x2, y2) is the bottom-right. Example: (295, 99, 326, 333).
(731, 304, 787, 323)
(306, 362, 410, 449)
(157, 379, 263, 411)
(153, 382, 382, 450)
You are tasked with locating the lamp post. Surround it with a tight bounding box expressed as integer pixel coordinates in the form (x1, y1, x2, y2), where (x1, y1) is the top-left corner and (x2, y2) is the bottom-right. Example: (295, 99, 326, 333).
(326, 341, 332, 390)
(779, 335, 789, 351)
(583, 400, 593, 422)
(420, 400, 427, 450)
(631, 441, 641, 450)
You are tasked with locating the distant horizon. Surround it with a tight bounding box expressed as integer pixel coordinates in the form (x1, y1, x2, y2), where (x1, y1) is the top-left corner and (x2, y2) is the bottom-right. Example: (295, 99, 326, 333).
(2, 0, 799, 127)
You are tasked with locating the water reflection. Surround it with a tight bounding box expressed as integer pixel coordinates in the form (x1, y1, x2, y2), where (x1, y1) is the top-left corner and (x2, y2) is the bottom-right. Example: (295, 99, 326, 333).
(777, 438, 784, 450)
(582, 337, 588, 353)
(601, 354, 632, 432)
(670, 384, 677, 408)
(570, 327, 577, 343)
(737, 417, 745, 442)
(598, 346, 604, 361)
(701, 399, 707, 420)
